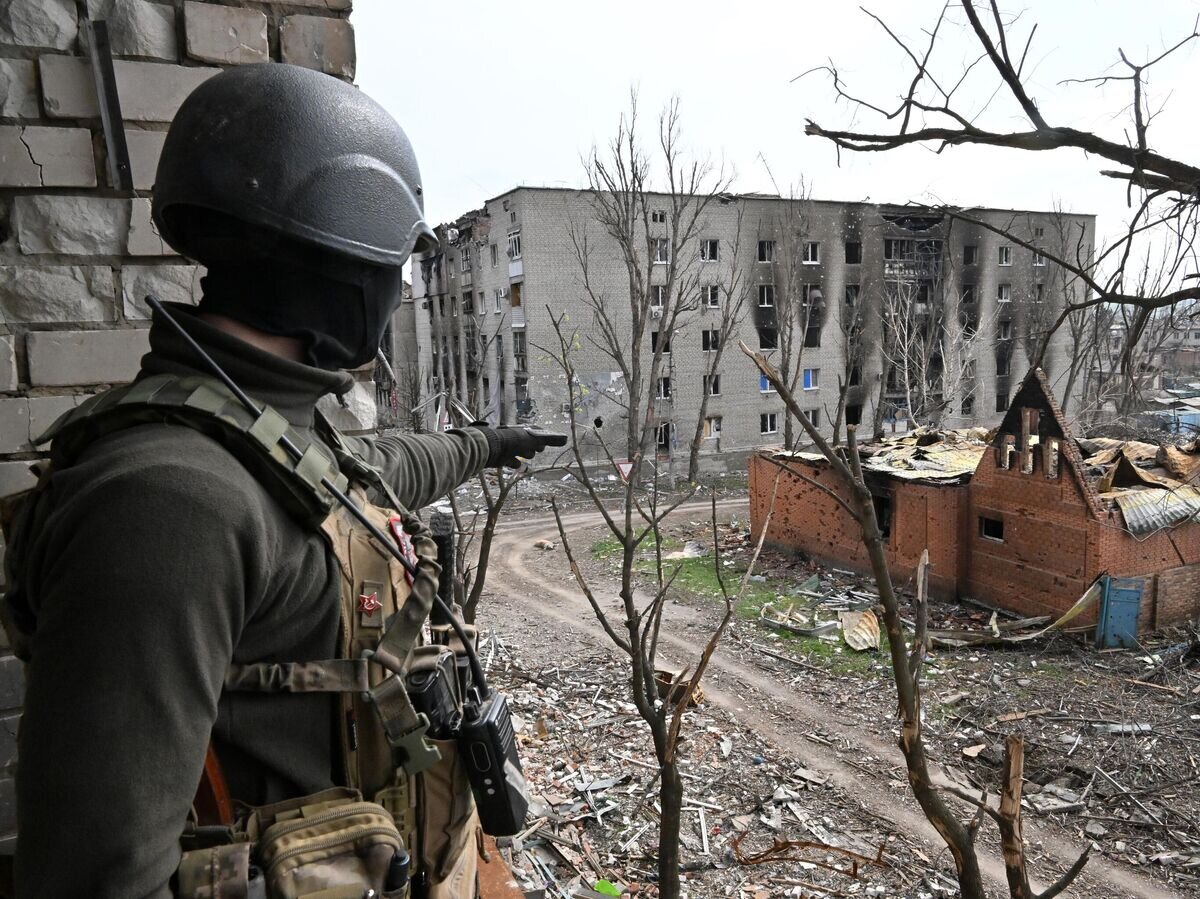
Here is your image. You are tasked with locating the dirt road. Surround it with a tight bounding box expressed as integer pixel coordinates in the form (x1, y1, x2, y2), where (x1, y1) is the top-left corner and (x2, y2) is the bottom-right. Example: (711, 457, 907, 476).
(481, 499, 1184, 899)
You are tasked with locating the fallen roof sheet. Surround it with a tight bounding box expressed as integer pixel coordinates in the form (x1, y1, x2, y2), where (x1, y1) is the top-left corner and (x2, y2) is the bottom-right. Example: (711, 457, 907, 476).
(1111, 486, 1200, 535)
(767, 429, 988, 483)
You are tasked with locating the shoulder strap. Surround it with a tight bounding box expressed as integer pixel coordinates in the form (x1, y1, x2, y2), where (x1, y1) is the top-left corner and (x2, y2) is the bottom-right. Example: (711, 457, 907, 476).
(40, 373, 350, 526)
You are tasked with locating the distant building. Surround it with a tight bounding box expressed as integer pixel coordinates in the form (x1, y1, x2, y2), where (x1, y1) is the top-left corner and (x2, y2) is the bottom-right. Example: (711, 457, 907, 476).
(749, 369, 1200, 637)
(407, 187, 1093, 472)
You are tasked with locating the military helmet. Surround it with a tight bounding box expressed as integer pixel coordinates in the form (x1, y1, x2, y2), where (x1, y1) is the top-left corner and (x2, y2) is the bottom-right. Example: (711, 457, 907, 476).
(152, 63, 436, 267)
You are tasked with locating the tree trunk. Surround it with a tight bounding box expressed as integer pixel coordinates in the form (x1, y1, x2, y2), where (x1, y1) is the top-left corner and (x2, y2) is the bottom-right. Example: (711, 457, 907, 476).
(656, 759, 685, 899)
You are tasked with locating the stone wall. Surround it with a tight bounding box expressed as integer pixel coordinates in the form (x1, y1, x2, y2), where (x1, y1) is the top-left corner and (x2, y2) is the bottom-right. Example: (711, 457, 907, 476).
(0, 0, 356, 853)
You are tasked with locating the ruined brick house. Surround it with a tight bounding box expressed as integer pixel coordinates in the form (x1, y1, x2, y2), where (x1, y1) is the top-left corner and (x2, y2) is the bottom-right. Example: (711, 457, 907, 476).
(749, 369, 1200, 633)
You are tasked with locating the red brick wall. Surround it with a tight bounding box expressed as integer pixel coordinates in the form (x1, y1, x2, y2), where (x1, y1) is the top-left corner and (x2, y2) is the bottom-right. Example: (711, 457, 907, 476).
(748, 453, 963, 598)
(961, 446, 1095, 619)
(1156, 563, 1200, 627)
(1094, 523, 1200, 629)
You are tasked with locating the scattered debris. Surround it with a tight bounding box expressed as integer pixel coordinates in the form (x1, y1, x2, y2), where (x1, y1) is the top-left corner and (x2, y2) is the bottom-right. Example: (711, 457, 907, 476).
(839, 608, 881, 652)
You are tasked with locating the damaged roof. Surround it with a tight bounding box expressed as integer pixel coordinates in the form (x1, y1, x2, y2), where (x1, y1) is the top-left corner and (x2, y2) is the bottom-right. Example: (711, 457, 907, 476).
(769, 427, 989, 484)
(1079, 436, 1200, 535)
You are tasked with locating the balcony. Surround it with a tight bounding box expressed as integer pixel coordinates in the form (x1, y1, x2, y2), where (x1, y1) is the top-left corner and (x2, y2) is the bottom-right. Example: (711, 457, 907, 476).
(508, 258, 523, 280)
(511, 305, 525, 328)
(884, 257, 941, 280)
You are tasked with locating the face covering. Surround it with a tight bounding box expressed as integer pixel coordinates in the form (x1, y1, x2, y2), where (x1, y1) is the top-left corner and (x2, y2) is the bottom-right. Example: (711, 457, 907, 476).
(196, 255, 405, 371)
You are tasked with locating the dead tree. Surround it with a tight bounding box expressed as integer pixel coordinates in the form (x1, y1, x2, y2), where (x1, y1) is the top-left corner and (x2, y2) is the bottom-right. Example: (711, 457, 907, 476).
(688, 199, 752, 481)
(741, 341, 1088, 899)
(803, 0, 1200, 391)
(394, 362, 427, 433)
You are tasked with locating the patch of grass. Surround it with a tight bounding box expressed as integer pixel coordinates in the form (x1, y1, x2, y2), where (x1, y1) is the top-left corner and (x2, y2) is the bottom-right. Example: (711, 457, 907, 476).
(590, 536, 623, 560)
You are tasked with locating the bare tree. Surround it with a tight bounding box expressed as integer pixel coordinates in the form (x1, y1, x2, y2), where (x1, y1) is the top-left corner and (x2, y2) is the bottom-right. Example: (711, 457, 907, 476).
(447, 465, 529, 624)
(688, 199, 752, 481)
(741, 342, 1088, 899)
(803, 0, 1200, 388)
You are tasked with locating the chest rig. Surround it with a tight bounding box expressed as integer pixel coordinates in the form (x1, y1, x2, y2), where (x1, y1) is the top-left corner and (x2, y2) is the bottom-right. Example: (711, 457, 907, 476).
(2, 373, 481, 898)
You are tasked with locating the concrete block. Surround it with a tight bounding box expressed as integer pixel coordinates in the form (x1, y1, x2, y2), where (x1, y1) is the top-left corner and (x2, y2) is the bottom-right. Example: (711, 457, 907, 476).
(0, 337, 16, 392)
(280, 15, 355, 79)
(0, 59, 40, 119)
(184, 2, 268, 64)
(27, 328, 149, 387)
(12, 195, 129, 256)
(28, 395, 78, 443)
(0, 265, 115, 324)
(0, 126, 95, 187)
(40, 55, 219, 122)
(127, 198, 171, 255)
(122, 264, 203, 319)
(277, 0, 351, 9)
(124, 129, 166, 190)
(0, 0, 77, 51)
(87, 0, 177, 60)
(0, 400, 29, 453)
(0, 461, 36, 498)
(317, 380, 376, 433)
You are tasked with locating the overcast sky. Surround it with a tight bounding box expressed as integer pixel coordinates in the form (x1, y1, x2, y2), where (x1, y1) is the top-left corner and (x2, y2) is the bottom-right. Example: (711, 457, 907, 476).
(357, 1, 1199, 251)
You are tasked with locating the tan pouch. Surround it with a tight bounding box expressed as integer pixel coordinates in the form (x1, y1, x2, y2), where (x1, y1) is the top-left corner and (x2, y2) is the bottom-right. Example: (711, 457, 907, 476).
(254, 791, 403, 899)
(418, 738, 481, 899)
(176, 842, 258, 899)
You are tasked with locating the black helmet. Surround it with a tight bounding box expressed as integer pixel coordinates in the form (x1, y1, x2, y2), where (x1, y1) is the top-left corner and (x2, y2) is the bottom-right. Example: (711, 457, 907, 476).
(152, 63, 436, 267)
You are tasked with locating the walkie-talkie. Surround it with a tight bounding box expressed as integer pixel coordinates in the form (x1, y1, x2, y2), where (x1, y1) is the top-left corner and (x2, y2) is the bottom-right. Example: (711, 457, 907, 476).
(458, 690, 529, 836)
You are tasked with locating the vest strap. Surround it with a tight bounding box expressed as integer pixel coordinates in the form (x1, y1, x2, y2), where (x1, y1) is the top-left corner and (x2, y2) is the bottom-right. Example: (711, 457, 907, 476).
(224, 659, 370, 694)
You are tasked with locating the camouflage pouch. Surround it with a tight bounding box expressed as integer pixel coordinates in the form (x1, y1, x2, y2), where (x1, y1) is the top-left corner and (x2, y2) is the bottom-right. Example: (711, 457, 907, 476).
(417, 739, 481, 899)
(175, 842, 263, 899)
(252, 789, 405, 899)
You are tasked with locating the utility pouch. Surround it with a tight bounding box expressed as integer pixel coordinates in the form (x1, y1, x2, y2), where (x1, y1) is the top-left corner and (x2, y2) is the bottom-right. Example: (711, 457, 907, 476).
(417, 739, 481, 899)
(175, 842, 265, 899)
(248, 788, 407, 899)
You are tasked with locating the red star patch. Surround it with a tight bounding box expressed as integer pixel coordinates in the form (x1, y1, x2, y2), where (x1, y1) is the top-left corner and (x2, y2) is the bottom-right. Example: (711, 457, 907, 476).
(357, 592, 382, 613)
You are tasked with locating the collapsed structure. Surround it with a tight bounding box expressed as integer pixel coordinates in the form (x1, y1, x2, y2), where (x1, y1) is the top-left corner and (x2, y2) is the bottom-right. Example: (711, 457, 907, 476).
(749, 369, 1200, 635)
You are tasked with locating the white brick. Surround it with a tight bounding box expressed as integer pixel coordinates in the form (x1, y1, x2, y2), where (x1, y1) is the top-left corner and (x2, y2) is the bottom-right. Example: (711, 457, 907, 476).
(28, 329, 149, 387)
(87, 0, 177, 60)
(0, 400, 29, 454)
(184, 2, 268, 64)
(27, 395, 78, 444)
(0, 59, 39, 119)
(12, 196, 129, 256)
(0, 462, 36, 499)
(317, 380, 376, 433)
(277, 0, 351, 9)
(0, 338, 16, 392)
(127, 198, 171, 256)
(280, 15, 355, 79)
(0, 126, 94, 188)
(0, 0, 77, 51)
(40, 56, 219, 123)
(124, 129, 166, 190)
(0, 266, 115, 324)
(0, 128, 40, 187)
(122, 264, 203, 320)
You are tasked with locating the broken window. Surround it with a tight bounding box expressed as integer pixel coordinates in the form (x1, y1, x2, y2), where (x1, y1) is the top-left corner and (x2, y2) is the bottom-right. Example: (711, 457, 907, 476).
(963, 244, 978, 265)
(802, 241, 820, 264)
(702, 285, 720, 308)
(845, 284, 860, 305)
(979, 516, 1005, 542)
(703, 416, 722, 439)
(962, 284, 976, 304)
(651, 330, 671, 354)
(849, 365, 862, 387)
(702, 329, 720, 351)
(807, 408, 821, 428)
(803, 368, 820, 390)
(512, 330, 527, 373)
(490, 244, 498, 267)
(656, 421, 673, 450)
(651, 285, 667, 308)
(998, 320, 1012, 340)
(757, 327, 778, 350)
(704, 374, 721, 396)
(759, 374, 776, 394)
(846, 403, 862, 425)
(884, 238, 913, 259)
(1033, 250, 1047, 267)
(1035, 283, 1044, 303)
(997, 434, 1016, 469)
(872, 494, 893, 540)
(1034, 226, 1045, 238)
(460, 247, 472, 272)
(652, 209, 667, 224)
(655, 376, 672, 399)
(961, 394, 975, 416)
(996, 353, 1011, 376)
(998, 245, 1012, 266)
(754, 240, 772, 263)
(700, 238, 719, 261)
(997, 283, 1011, 303)
(506, 230, 522, 260)
(804, 322, 821, 348)
(760, 412, 778, 434)
(653, 238, 670, 264)
(1044, 437, 1060, 479)
(996, 390, 1010, 413)
(758, 284, 775, 307)
(845, 241, 862, 264)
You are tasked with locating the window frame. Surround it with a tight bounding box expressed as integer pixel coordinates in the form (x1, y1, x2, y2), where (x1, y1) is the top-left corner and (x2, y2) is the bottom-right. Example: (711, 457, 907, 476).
(802, 367, 820, 390)
(653, 238, 670, 265)
(997, 283, 1011, 303)
(760, 412, 778, 435)
(702, 285, 720, 308)
(963, 245, 978, 265)
(844, 241, 862, 265)
(758, 284, 775, 307)
(757, 240, 775, 263)
(701, 329, 720, 352)
(506, 230, 522, 260)
(699, 238, 720, 262)
(979, 516, 1005, 542)
(802, 241, 821, 265)
(704, 373, 722, 396)
(460, 247, 472, 272)
(655, 376, 672, 400)
(998, 245, 1012, 266)
(759, 374, 776, 394)
(703, 416, 722, 439)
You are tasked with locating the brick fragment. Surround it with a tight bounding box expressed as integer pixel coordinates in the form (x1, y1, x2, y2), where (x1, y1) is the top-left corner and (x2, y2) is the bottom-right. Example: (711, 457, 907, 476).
(280, 15, 355, 79)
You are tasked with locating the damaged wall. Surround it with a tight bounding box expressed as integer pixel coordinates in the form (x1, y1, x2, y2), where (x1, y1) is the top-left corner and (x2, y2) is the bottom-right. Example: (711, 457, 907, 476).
(0, 0, 357, 852)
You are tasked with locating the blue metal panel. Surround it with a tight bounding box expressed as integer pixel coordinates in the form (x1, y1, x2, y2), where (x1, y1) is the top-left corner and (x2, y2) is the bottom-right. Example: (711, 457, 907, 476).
(1097, 576, 1144, 649)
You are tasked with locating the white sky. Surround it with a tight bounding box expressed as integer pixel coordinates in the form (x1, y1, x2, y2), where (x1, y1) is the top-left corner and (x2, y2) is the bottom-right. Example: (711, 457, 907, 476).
(356, 1, 1200, 250)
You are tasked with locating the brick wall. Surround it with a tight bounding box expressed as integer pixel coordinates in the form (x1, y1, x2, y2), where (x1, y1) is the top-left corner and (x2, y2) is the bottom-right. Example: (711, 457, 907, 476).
(748, 452, 965, 599)
(0, 0, 356, 853)
(1156, 562, 1200, 627)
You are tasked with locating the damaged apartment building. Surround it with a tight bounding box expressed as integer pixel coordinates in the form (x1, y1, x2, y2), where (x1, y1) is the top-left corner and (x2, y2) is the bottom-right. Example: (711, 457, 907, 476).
(408, 188, 1092, 472)
(749, 369, 1200, 639)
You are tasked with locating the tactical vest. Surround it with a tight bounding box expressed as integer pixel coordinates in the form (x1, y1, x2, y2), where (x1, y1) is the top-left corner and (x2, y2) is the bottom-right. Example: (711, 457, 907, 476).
(0, 373, 482, 899)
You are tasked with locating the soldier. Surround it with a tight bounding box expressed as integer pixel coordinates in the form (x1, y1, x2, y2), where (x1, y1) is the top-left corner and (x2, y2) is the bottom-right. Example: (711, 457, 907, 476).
(2, 64, 561, 898)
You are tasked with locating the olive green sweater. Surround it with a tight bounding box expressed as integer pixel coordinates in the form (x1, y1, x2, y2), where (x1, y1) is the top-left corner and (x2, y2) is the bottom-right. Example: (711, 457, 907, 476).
(15, 307, 491, 898)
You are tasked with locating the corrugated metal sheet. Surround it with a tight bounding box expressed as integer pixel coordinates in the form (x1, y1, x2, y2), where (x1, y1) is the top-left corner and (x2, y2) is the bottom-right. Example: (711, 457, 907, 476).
(1113, 486, 1200, 535)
